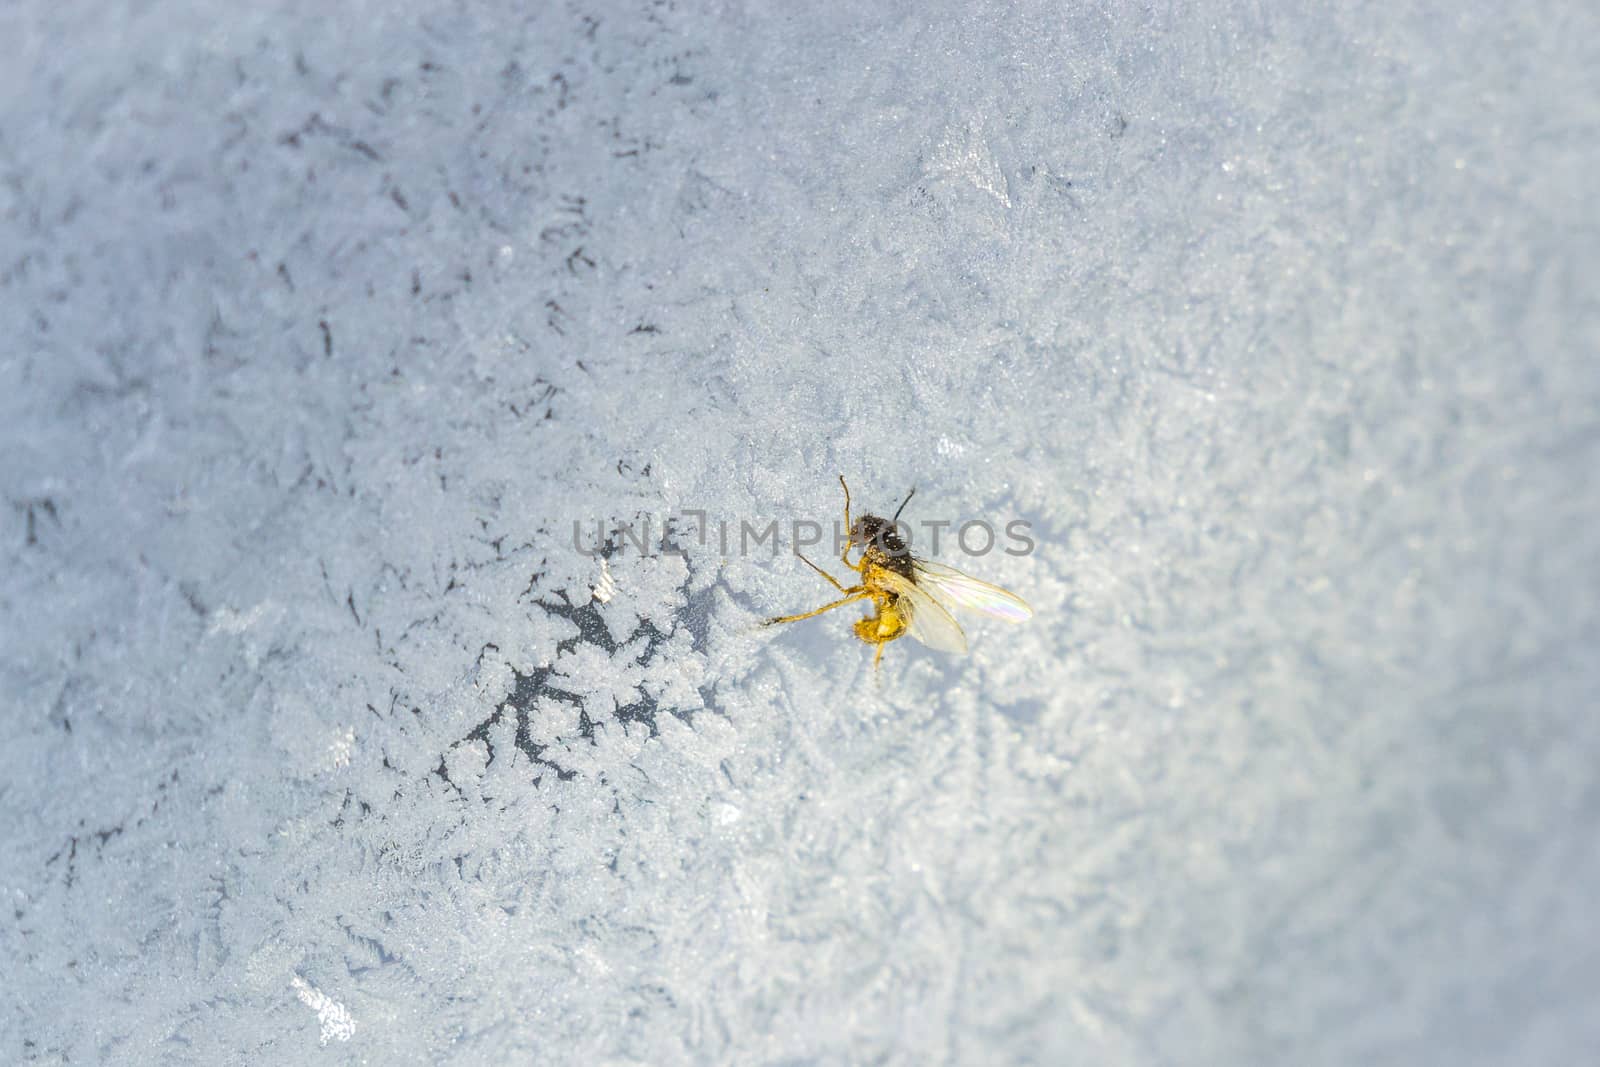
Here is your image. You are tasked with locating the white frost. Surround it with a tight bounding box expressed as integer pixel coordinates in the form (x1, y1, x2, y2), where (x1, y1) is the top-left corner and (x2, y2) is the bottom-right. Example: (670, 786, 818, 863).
(290, 976, 355, 1047)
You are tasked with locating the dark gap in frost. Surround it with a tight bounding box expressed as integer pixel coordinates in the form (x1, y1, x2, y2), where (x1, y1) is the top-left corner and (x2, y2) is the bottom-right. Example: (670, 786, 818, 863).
(448, 508, 698, 784)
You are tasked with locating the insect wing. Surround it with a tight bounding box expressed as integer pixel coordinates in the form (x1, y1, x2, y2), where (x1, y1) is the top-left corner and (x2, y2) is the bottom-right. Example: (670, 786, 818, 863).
(879, 571, 968, 654)
(910, 560, 1033, 622)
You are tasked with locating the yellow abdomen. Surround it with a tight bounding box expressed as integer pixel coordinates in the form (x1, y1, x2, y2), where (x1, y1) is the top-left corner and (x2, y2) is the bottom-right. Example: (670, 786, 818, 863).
(853, 598, 907, 645)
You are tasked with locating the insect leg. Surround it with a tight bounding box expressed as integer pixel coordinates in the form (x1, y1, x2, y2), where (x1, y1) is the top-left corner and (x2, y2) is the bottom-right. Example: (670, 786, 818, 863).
(837, 475, 860, 570)
(838, 470, 864, 566)
(795, 550, 854, 592)
(763, 591, 869, 627)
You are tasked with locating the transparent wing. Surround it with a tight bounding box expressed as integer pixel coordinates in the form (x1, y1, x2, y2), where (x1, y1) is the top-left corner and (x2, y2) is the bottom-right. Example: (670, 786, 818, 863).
(910, 559, 1033, 622)
(878, 570, 968, 654)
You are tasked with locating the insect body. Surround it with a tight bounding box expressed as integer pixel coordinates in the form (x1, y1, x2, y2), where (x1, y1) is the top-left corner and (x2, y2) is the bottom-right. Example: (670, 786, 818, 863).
(763, 477, 1033, 667)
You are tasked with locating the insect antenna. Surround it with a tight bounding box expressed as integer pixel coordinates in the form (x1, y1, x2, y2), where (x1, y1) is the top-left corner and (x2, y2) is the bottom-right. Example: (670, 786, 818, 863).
(892, 486, 917, 524)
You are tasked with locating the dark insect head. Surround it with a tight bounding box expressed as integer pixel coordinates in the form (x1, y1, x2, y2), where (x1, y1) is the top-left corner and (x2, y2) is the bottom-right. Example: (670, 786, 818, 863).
(851, 515, 910, 557)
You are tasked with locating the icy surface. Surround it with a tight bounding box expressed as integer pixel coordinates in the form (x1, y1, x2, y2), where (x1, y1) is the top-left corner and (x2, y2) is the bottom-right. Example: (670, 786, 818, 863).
(3, 1, 1598, 1063)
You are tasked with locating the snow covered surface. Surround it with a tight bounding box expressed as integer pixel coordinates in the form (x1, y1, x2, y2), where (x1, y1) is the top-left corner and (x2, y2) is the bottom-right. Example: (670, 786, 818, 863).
(3, 1, 1597, 1063)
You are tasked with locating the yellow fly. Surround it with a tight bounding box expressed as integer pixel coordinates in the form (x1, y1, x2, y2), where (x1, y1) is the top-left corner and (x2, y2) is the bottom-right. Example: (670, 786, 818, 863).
(763, 476, 1033, 668)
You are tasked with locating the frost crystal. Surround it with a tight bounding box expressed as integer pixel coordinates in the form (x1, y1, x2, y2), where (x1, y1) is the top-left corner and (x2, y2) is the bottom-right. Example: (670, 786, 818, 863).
(290, 976, 356, 1046)
(3, 0, 1595, 1063)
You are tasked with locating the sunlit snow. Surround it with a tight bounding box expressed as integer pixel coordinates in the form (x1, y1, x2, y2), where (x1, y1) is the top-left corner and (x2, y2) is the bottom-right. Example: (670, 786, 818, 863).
(3, 1, 1597, 1063)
